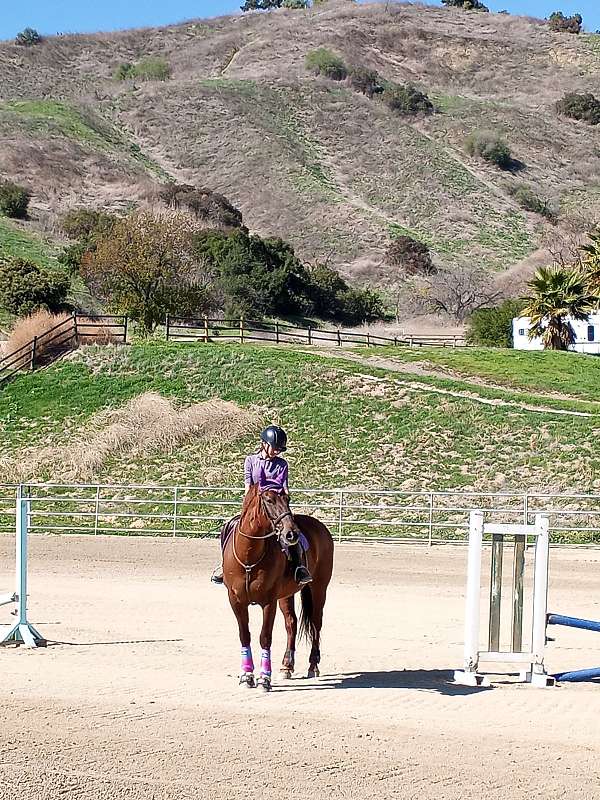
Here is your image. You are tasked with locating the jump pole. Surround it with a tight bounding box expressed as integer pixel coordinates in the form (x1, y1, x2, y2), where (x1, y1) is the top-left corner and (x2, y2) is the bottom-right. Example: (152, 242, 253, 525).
(547, 614, 600, 682)
(454, 511, 553, 688)
(0, 488, 45, 647)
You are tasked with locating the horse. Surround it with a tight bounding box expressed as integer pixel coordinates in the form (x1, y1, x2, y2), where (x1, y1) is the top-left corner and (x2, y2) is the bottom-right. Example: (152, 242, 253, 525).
(221, 483, 334, 691)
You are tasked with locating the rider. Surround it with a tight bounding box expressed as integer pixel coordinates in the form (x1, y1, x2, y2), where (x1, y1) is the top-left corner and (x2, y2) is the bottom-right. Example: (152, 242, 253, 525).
(211, 425, 312, 586)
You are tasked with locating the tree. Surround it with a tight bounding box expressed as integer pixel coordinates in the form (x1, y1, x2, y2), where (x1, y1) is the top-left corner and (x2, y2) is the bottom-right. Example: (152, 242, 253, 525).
(282, 0, 309, 7)
(521, 267, 595, 350)
(241, 0, 283, 10)
(15, 27, 42, 46)
(306, 263, 384, 324)
(81, 211, 215, 333)
(422, 267, 503, 321)
(548, 11, 583, 34)
(157, 184, 243, 230)
(466, 299, 526, 348)
(580, 231, 600, 296)
(441, 0, 489, 11)
(556, 93, 600, 125)
(0, 259, 70, 316)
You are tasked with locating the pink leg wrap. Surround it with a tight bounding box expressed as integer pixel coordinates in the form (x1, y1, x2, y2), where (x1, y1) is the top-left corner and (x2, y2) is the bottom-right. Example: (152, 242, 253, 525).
(241, 646, 254, 673)
(260, 648, 272, 677)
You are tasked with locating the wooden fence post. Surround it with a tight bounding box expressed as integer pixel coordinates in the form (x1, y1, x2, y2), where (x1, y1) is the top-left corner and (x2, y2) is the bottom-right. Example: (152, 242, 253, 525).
(165, 315, 170, 341)
(337, 329, 342, 346)
(30, 337, 38, 371)
(366, 331, 371, 347)
(308, 325, 312, 345)
(275, 321, 280, 344)
(394, 336, 398, 347)
(123, 316, 128, 344)
(240, 317, 245, 344)
(72, 313, 78, 345)
(203, 315, 209, 344)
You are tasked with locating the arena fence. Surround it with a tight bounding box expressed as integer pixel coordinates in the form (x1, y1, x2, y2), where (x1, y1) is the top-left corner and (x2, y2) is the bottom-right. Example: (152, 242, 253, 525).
(0, 483, 599, 546)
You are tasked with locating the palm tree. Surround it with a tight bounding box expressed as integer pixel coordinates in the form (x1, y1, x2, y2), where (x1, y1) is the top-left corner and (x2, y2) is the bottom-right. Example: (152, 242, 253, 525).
(521, 266, 596, 351)
(580, 231, 600, 298)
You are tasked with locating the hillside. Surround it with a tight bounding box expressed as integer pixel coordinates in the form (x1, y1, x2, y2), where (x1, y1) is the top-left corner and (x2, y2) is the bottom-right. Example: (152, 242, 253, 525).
(1, 341, 598, 505)
(1, 2, 600, 284)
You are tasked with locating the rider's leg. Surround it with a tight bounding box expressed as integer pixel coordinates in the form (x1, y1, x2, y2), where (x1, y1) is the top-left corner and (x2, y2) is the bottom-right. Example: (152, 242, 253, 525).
(289, 543, 312, 585)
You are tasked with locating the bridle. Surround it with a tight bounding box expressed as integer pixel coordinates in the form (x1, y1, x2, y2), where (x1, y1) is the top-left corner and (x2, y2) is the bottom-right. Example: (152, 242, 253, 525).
(232, 492, 298, 601)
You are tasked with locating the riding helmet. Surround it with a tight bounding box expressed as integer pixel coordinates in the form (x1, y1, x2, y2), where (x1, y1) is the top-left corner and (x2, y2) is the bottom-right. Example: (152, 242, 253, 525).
(260, 425, 287, 452)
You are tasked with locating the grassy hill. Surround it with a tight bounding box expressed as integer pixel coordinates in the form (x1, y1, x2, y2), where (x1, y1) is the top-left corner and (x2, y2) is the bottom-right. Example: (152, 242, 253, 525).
(1, 341, 598, 503)
(1, 2, 599, 283)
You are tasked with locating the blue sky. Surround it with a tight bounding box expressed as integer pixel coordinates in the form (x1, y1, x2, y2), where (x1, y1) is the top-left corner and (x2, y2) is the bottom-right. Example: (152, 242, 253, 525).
(0, 0, 598, 40)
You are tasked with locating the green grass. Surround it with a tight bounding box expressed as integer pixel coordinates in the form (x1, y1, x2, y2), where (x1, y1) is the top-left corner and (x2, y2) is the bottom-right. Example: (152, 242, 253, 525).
(1, 343, 599, 509)
(0, 218, 59, 267)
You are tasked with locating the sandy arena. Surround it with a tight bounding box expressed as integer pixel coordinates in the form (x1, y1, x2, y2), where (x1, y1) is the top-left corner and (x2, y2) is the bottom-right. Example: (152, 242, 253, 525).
(1, 536, 599, 799)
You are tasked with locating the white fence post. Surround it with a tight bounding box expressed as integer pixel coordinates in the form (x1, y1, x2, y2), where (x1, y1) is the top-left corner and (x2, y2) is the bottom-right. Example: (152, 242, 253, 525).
(0, 487, 45, 647)
(529, 514, 550, 686)
(455, 511, 485, 685)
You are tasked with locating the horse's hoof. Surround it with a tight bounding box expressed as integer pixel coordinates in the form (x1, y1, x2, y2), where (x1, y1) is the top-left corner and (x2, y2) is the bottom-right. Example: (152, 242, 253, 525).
(307, 666, 320, 679)
(280, 669, 293, 680)
(239, 673, 255, 688)
(257, 676, 272, 692)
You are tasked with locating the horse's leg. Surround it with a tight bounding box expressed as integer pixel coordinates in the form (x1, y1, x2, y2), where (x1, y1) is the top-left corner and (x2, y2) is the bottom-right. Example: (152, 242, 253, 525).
(278, 596, 297, 679)
(304, 583, 327, 679)
(257, 601, 277, 692)
(228, 591, 254, 688)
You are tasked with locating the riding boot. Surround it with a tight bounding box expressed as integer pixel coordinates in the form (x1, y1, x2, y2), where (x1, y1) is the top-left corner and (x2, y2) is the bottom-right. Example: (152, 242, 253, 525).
(211, 558, 224, 585)
(289, 543, 312, 585)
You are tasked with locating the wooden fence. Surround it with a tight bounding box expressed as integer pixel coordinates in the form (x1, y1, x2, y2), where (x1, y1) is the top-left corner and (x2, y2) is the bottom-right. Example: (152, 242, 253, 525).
(165, 316, 466, 349)
(0, 315, 127, 388)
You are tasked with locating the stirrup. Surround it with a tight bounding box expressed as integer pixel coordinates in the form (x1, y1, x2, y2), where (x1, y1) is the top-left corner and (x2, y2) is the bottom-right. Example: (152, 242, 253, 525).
(295, 566, 313, 585)
(211, 569, 224, 585)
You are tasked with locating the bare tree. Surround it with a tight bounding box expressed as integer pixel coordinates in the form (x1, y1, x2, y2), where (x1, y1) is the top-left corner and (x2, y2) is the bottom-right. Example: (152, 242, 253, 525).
(421, 267, 504, 322)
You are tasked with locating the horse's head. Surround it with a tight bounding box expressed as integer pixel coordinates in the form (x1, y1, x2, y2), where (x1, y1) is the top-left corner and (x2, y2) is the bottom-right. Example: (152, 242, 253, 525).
(259, 488, 301, 546)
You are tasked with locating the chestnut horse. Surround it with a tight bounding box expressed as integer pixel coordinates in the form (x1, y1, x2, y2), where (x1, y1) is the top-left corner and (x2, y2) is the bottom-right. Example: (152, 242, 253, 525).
(222, 483, 334, 691)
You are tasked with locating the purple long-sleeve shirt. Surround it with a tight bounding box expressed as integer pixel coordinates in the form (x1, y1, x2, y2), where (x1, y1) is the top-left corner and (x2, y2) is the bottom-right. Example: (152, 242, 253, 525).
(244, 453, 289, 492)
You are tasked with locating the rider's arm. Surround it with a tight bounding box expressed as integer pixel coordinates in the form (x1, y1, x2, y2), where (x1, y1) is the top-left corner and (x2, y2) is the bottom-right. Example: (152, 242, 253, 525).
(244, 455, 254, 494)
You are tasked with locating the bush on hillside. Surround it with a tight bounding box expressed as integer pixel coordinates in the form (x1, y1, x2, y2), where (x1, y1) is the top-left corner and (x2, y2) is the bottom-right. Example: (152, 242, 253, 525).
(381, 84, 433, 116)
(556, 93, 600, 125)
(241, 0, 283, 9)
(385, 236, 436, 276)
(82, 211, 215, 333)
(465, 130, 512, 169)
(466, 299, 526, 348)
(548, 11, 583, 34)
(441, 0, 489, 10)
(0, 181, 31, 219)
(15, 28, 42, 46)
(157, 184, 244, 229)
(0, 258, 71, 317)
(510, 185, 554, 219)
(57, 242, 89, 273)
(306, 263, 385, 324)
(347, 66, 385, 98)
(305, 48, 348, 81)
(114, 58, 171, 82)
(61, 208, 118, 241)
(282, 0, 309, 7)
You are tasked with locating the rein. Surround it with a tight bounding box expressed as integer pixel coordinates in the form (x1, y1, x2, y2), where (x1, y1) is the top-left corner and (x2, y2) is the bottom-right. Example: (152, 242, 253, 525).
(233, 497, 294, 601)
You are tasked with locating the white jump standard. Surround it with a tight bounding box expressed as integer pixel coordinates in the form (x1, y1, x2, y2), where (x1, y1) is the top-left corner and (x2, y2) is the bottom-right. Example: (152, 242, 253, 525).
(454, 511, 553, 688)
(0, 489, 45, 647)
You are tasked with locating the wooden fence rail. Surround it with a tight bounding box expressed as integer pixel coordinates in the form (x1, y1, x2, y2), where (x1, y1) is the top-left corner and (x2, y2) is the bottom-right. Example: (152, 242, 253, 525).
(0, 314, 127, 388)
(165, 316, 466, 349)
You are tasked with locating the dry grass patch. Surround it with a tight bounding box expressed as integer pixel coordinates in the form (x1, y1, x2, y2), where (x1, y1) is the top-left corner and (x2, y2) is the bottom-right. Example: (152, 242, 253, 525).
(5, 310, 74, 369)
(4, 392, 259, 482)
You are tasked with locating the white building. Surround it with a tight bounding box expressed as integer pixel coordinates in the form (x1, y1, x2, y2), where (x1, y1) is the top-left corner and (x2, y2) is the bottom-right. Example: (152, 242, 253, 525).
(513, 314, 600, 353)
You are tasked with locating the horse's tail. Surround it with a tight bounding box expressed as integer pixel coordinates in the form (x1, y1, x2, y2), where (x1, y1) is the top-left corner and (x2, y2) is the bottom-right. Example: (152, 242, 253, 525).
(299, 585, 317, 644)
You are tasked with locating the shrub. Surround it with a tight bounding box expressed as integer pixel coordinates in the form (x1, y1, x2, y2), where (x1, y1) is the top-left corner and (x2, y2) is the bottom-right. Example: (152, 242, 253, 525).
(441, 0, 489, 10)
(548, 11, 583, 34)
(466, 299, 527, 347)
(386, 236, 436, 276)
(556, 93, 600, 125)
(158, 184, 243, 229)
(6, 310, 74, 369)
(348, 66, 385, 98)
(61, 208, 117, 241)
(241, 0, 283, 9)
(510, 185, 554, 219)
(114, 62, 136, 81)
(282, 0, 308, 7)
(465, 130, 512, 169)
(306, 263, 384, 324)
(0, 258, 71, 316)
(57, 242, 89, 272)
(0, 181, 31, 219)
(381, 84, 433, 116)
(133, 57, 171, 81)
(305, 48, 348, 81)
(15, 28, 42, 46)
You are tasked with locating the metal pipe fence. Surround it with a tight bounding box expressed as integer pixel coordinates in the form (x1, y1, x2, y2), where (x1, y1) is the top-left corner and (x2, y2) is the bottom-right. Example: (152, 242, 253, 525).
(0, 483, 599, 545)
